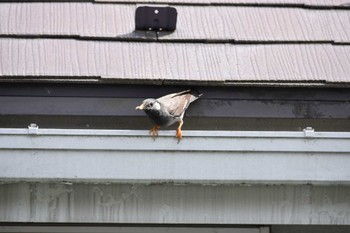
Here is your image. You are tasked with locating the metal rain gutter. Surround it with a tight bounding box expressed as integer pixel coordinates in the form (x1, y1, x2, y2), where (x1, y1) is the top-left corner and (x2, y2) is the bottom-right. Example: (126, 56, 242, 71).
(0, 126, 349, 185)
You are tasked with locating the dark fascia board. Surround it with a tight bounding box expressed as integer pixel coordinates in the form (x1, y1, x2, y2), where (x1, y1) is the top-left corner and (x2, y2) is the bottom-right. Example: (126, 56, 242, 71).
(1, 115, 350, 132)
(0, 83, 349, 122)
(0, 83, 350, 101)
(0, 97, 348, 119)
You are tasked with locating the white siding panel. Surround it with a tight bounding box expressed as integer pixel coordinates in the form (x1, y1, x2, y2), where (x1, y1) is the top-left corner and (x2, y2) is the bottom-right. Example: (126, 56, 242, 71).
(0, 226, 263, 233)
(0, 182, 350, 224)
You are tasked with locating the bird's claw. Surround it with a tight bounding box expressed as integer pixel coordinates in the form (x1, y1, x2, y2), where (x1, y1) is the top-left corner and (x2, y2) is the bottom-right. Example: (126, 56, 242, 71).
(176, 128, 182, 143)
(149, 125, 160, 141)
(150, 125, 183, 143)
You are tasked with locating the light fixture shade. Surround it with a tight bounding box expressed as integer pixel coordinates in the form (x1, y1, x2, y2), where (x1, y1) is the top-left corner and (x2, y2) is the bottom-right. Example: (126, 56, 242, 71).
(135, 6, 178, 31)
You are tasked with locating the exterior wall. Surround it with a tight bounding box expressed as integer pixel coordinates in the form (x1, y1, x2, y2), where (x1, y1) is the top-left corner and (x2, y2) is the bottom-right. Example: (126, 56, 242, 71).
(0, 182, 350, 225)
(0, 226, 269, 233)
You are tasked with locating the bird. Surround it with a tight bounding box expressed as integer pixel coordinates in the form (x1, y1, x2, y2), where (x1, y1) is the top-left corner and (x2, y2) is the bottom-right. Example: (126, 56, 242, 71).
(135, 89, 202, 142)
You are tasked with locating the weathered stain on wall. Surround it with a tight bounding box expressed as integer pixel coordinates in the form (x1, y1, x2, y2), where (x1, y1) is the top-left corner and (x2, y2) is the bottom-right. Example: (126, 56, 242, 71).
(1, 183, 349, 224)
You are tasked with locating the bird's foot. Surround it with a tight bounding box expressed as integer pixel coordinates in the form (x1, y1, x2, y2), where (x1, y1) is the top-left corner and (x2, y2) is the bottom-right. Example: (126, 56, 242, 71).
(176, 128, 182, 143)
(149, 125, 160, 140)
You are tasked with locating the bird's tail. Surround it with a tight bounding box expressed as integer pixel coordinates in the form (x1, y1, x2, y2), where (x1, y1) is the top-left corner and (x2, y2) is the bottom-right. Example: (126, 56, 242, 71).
(172, 89, 203, 102)
(189, 89, 202, 103)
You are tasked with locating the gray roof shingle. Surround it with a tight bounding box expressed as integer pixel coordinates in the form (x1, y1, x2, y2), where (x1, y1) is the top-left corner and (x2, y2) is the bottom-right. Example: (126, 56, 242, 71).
(1, 39, 349, 84)
(1, 3, 349, 43)
(96, 0, 350, 7)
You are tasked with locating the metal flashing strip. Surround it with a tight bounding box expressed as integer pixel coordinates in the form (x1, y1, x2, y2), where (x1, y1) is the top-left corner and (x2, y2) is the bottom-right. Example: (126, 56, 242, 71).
(0, 127, 349, 184)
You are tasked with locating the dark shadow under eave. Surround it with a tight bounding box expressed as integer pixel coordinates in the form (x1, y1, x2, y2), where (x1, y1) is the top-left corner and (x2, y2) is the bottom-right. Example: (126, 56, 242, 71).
(1, 115, 349, 132)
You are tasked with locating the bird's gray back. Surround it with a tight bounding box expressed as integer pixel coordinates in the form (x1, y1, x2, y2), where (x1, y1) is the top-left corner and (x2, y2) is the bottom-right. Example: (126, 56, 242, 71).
(157, 90, 200, 117)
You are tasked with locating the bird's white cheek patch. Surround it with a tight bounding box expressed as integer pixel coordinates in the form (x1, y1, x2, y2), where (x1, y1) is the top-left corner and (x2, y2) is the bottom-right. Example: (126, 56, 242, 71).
(154, 102, 161, 111)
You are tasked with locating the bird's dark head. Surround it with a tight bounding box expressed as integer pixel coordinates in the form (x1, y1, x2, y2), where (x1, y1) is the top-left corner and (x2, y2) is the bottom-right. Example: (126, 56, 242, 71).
(135, 98, 161, 111)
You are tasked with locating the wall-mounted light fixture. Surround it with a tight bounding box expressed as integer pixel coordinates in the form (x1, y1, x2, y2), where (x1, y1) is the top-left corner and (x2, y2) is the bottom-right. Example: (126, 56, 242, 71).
(135, 6, 177, 32)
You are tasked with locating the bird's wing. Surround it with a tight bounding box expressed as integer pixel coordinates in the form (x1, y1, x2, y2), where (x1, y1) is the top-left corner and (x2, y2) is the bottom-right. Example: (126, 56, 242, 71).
(172, 89, 202, 102)
(157, 91, 193, 117)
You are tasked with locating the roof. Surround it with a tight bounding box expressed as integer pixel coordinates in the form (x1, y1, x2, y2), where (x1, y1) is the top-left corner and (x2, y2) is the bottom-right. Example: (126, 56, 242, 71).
(0, 0, 350, 86)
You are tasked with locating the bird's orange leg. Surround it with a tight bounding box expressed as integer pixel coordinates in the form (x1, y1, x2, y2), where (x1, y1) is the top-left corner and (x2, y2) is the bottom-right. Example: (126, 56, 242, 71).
(176, 120, 184, 143)
(149, 125, 160, 140)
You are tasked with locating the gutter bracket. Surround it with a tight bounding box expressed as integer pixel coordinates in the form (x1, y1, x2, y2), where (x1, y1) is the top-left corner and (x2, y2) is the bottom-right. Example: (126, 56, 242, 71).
(303, 127, 315, 137)
(28, 123, 39, 135)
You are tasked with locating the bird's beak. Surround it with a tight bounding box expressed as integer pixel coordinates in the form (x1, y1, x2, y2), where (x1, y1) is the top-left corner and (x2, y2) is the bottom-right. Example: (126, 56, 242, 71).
(135, 104, 144, 110)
